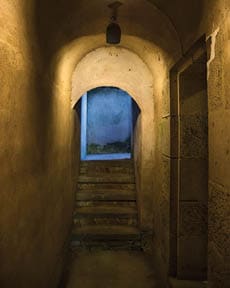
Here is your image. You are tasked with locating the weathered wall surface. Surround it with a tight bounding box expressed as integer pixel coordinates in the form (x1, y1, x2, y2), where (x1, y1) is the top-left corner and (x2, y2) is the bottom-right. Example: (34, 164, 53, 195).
(150, 58, 172, 287)
(206, 7, 230, 288)
(150, 1, 230, 287)
(179, 1, 230, 287)
(0, 1, 77, 287)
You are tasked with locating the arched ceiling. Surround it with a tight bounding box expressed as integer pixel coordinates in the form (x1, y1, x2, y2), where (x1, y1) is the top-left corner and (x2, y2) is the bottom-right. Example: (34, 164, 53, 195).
(148, 0, 205, 46)
(71, 46, 153, 108)
(35, 0, 205, 61)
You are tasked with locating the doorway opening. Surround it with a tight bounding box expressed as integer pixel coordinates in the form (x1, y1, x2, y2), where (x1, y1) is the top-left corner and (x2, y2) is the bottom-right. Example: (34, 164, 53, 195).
(75, 87, 140, 161)
(170, 37, 208, 281)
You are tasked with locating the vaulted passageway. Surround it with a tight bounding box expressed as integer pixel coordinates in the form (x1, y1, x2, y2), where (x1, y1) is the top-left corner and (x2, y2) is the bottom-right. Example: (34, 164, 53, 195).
(0, 1, 229, 288)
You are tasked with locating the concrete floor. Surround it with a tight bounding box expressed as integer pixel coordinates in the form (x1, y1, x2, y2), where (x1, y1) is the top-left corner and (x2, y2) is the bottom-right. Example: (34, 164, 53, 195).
(65, 251, 158, 288)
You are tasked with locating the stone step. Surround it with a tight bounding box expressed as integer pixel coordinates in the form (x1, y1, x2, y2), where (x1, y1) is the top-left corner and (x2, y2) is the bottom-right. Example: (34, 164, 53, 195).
(73, 216, 138, 227)
(74, 202, 138, 227)
(71, 225, 141, 250)
(73, 160, 139, 250)
(72, 225, 141, 241)
(78, 183, 136, 191)
(74, 206, 137, 218)
(169, 278, 208, 288)
(80, 165, 134, 176)
(80, 160, 133, 168)
(76, 190, 136, 201)
(71, 240, 141, 250)
(78, 175, 135, 183)
(76, 201, 136, 208)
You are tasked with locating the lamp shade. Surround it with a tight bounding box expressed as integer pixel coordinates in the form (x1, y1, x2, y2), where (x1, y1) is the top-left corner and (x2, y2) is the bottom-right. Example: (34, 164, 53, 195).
(106, 22, 121, 44)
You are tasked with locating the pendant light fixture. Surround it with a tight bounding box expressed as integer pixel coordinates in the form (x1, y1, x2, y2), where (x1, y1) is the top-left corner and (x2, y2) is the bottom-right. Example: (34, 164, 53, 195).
(106, 1, 122, 44)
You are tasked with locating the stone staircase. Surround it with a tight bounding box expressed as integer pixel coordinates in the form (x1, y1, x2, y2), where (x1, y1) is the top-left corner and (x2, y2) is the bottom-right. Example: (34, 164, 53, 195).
(71, 159, 141, 250)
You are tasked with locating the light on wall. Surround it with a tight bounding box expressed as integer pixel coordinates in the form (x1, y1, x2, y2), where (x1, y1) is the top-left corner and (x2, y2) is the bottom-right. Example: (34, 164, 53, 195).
(106, 1, 122, 44)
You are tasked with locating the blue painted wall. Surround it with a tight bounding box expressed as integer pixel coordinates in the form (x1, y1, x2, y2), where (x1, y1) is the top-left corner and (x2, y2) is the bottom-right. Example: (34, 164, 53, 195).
(86, 87, 132, 154)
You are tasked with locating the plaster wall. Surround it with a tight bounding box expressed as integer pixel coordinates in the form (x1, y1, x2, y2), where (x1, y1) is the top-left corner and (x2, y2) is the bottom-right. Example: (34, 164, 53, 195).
(0, 1, 77, 287)
(207, 18, 230, 288)
(150, 62, 172, 287)
(177, 1, 230, 287)
(86, 87, 132, 147)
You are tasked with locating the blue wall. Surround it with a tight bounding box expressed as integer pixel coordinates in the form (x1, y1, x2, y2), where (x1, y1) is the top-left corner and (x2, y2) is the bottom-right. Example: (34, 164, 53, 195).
(87, 87, 132, 149)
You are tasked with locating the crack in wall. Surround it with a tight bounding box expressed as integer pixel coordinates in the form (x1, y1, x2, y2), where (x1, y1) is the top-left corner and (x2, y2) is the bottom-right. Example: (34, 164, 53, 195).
(206, 27, 220, 79)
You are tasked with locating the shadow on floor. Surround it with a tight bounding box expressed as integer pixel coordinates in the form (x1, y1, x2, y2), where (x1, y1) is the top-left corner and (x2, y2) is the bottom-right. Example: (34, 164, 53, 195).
(62, 250, 159, 288)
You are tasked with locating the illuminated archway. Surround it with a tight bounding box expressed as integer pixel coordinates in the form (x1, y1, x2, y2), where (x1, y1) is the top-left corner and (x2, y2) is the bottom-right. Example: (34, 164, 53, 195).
(76, 86, 140, 160)
(52, 35, 177, 230)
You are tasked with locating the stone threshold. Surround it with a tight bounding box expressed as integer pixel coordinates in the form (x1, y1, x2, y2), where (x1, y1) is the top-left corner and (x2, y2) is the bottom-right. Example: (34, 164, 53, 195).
(169, 277, 208, 288)
(83, 153, 131, 160)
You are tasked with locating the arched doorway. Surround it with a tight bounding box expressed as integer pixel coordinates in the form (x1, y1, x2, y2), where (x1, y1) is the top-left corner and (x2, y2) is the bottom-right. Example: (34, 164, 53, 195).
(75, 86, 140, 161)
(70, 46, 154, 230)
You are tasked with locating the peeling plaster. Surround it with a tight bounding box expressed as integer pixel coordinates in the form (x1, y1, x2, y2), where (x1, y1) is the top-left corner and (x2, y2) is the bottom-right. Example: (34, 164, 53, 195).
(206, 27, 220, 79)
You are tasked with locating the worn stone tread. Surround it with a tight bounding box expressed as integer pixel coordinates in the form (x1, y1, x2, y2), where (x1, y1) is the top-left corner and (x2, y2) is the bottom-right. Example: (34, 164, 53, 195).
(80, 160, 133, 167)
(73, 216, 138, 227)
(74, 206, 137, 217)
(78, 183, 136, 190)
(80, 166, 134, 174)
(76, 201, 136, 207)
(76, 190, 136, 201)
(78, 175, 135, 183)
(74, 221, 138, 227)
(72, 225, 140, 239)
(72, 159, 139, 249)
